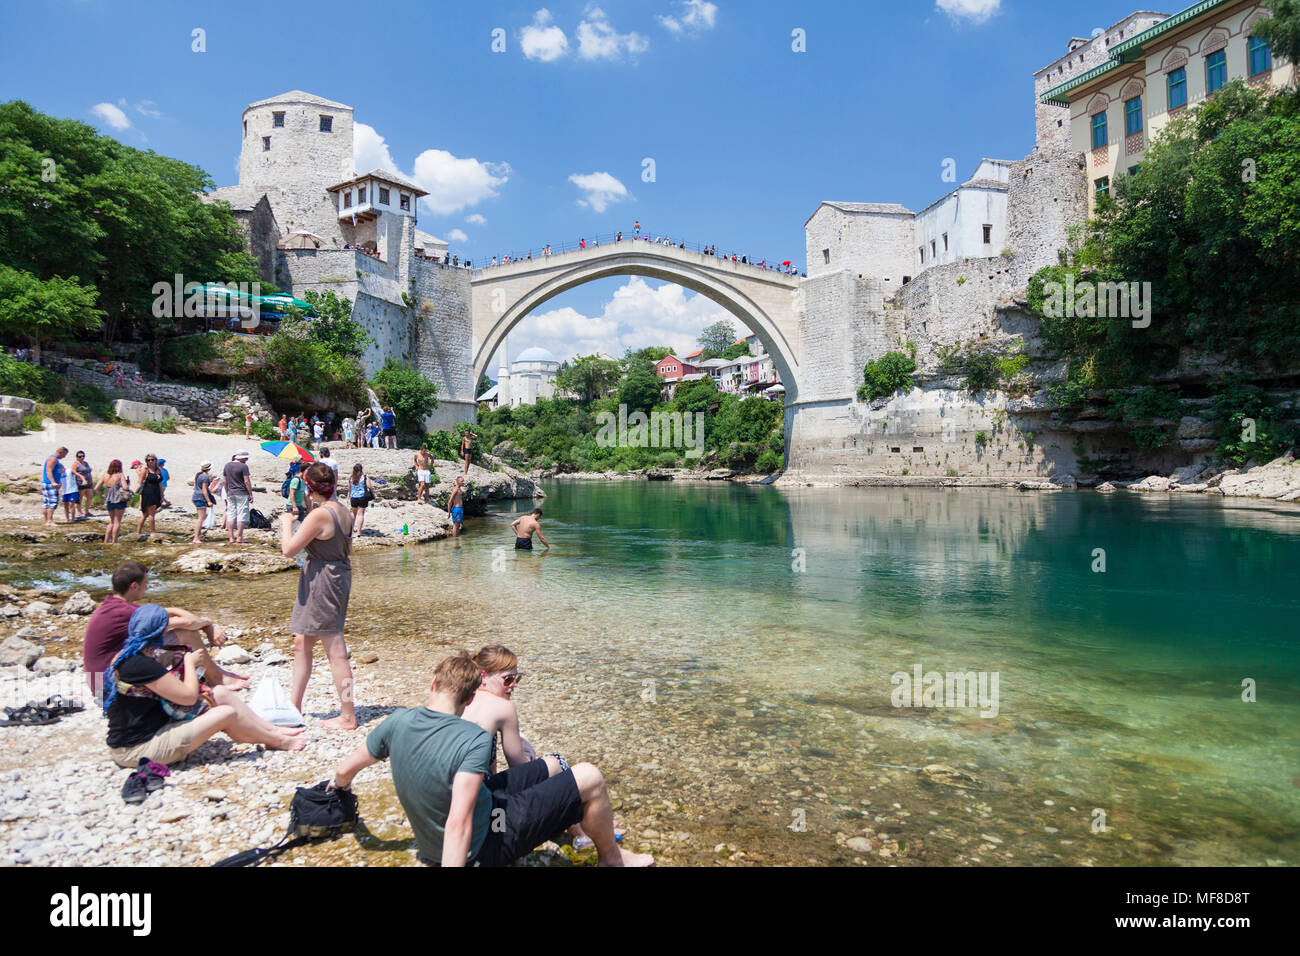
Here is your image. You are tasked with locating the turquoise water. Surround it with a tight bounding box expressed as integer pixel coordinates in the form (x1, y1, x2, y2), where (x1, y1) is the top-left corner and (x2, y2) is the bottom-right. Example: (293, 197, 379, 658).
(429, 481, 1300, 864)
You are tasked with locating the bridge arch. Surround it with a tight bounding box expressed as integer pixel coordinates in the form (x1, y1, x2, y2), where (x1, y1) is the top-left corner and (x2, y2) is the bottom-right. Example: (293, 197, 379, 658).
(469, 246, 802, 406)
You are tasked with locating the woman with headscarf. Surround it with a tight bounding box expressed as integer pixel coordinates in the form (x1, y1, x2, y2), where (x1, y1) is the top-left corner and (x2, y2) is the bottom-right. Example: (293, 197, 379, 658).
(103, 604, 306, 768)
(281, 462, 356, 730)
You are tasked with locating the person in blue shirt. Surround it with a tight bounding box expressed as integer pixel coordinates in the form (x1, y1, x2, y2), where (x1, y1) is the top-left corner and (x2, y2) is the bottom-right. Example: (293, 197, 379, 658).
(158, 459, 171, 507)
(380, 407, 398, 449)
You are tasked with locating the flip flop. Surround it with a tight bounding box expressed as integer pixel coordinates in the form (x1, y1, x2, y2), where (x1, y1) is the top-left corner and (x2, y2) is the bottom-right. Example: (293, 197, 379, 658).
(41, 695, 85, 717)
(0, 704, 61, 726)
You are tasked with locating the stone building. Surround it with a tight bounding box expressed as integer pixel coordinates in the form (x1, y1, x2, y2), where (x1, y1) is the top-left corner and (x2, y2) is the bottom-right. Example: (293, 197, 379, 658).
(205, 90, 473, 428)
(478, 341, 559, 408)
(1039, 0, 1294, 212)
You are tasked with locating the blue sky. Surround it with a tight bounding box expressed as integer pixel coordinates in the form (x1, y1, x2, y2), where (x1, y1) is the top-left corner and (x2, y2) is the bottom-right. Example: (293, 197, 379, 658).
(1, 0, 1159, 370)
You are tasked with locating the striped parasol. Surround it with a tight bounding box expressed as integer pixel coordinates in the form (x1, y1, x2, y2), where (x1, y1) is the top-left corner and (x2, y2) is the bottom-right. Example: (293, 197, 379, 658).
(260, 441, 315, 463)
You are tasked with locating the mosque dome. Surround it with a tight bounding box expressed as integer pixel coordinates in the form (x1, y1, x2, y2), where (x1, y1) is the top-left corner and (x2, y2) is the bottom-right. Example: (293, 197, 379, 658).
(515, 346, 557, 364)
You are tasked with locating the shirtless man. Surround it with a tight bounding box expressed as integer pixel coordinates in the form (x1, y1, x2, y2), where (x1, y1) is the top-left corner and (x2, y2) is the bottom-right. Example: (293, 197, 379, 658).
(510, 508, 548, 551)
(460, 429, 478, 476)
(447, 476, 465, 536)
(414, 447, 433, 505)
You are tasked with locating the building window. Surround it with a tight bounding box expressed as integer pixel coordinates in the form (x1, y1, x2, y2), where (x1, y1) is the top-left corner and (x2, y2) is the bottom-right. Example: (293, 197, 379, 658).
(1095, 176, 1110, 199)
(1125, 96, 1143, 135)
(982, 224, 992, 244)
(822, 248, 830, 264)
(262, 136, 270, 151)
(930, 240, 937, 259)
(1168, 67, 1188, 110)
(272, 111, 285, 127)
(1249, 36, 1273, 76)
(320, 115, 333, 132)
(1127, 164, 1141, 177)
(379, 187, 390, 205)
(942, 233, 949, 252)
(1206, 49, 1228, 94)
(343, 191, 352, 209)
(919, 246, 926, 264)
(1091, 110, 1108, 149)
(242, 119, 246, 136)
(358, 187, 366, 204)
(399, 193, 410, 211)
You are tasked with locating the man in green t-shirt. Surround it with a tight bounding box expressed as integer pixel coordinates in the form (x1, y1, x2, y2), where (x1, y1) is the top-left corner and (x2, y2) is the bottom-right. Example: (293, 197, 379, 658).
(330, 652, 652, 867)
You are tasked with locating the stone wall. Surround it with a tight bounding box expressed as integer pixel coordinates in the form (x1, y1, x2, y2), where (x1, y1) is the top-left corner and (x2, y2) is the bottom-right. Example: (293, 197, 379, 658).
(1005, 148, 1089, 278)
(804, 204, 916, 292)
(59, 363, 275, 424)
(412, 260, 475, 430)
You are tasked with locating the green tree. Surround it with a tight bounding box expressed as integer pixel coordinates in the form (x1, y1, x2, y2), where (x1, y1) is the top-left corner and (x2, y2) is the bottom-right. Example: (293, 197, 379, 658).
(297, 291, 373, 358)
(617, 359, 664, 414)
(623, 345, 670, 366)
(1255, 0, 1300, 68)
(476, 373, 493, 398)
(857, 351, 917, 402)
(371, 359, 439, 433)
(721, 341, 751, 360)
(557, 354, 621, 401)
(0, 266, 103, 360)
(698, 319, 738, 358)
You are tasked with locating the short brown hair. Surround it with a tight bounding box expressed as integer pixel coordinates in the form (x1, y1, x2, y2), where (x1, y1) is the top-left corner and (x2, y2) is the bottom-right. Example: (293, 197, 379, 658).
(532, 508, 543, 517)
(111, 560, 149, 595)
(472, 644, 518, 674)
(433, 651, 482, 707)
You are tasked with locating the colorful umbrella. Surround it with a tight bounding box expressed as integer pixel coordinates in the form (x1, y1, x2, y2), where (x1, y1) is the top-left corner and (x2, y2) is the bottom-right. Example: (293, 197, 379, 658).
(260, 441, 315, 463)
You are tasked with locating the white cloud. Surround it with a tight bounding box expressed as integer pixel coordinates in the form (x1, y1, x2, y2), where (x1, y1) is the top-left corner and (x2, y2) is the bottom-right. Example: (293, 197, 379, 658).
(353, 122, 398, 174)
(520, 9, 569, 61)
(659, 1, 717, 35)
(447, 228, 469, 242)
(465, 213, 487, 225)
(90, 102, 131, 131)
(498, 277, 735, 367)
(568, 171, 629, 213)
(577, 8, 648, 60)
(935, 0, 1001, 24)
(133, 100, 163, 119)
(414, 150, 512, 216)
(354, 124, 510, 216)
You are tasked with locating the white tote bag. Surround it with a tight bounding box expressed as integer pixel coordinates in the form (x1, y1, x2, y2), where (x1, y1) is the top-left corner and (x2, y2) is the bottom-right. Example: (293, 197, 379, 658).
(249, 676, 305, 727)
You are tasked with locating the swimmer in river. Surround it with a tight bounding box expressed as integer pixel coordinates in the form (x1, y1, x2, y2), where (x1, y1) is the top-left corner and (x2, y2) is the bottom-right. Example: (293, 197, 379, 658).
(510, 508, 548, 552)
(447, 475, 465, 537)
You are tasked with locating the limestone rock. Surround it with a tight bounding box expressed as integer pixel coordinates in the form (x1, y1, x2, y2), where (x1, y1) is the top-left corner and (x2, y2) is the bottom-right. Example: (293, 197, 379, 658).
(705, 469, 735, 480)
(60, 591, 97, 616)
(0, 395, 38, 416)
(1051, 474, 1078, 489)
(0, 637, 42, 669)
(846, 836, 872, 853)
(1017, 479, 1058, 491)
(215, 645, 251, 665)
(1217, 454, 1300, 500)
(32, 656, 76, 675)
(21, 602, 54, 618)
(0, 604, 21, 619)
(11, 625, 39, 641)
(1129, 475, 1171, 492)
(112, 399, 180, 424)
(170, 549, 297, 575)
(1175, 417, 1215, 440)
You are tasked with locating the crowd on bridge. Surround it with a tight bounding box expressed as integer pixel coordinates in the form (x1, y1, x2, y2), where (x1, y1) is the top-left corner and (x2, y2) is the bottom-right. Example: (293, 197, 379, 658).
(481, 220, 805, 276)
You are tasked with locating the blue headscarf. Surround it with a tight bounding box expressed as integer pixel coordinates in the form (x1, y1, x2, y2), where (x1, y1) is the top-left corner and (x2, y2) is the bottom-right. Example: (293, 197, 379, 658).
(101, 603, 170, 714)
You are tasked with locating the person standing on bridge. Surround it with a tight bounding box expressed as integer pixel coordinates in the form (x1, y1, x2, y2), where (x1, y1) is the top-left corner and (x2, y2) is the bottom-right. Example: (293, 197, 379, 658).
(633, 220, 640, 237)
(616, 231, 622, 242)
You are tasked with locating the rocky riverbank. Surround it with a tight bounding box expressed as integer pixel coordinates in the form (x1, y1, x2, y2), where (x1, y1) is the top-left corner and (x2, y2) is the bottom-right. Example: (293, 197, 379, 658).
(777, 452, 1300, 501)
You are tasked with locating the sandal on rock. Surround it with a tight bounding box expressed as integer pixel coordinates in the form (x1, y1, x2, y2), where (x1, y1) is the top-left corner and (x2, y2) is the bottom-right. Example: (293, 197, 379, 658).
(41, 695, 84, 717)
(121, 768, 149, 805)
(1, 704, 61, 726)
(137, 757, 171, 792)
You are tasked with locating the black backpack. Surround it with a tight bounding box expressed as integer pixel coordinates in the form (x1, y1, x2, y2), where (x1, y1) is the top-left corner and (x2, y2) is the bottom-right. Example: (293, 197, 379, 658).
(248, 508, 272, 530)
(213, 781, 359, 867)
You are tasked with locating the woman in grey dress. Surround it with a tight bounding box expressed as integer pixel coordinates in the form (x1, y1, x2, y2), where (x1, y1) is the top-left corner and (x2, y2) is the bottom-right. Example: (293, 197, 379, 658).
(280, 462, 356, 730)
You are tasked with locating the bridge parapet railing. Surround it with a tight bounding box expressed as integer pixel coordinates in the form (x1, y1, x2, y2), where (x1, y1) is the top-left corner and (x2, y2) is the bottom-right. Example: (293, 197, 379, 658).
(475, 231, 804, 277)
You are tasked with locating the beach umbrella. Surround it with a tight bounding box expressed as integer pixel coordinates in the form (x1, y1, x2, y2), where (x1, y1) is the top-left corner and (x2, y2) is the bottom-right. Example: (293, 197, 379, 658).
(259, 293, 317, 316)
(260, 441, 315, 463)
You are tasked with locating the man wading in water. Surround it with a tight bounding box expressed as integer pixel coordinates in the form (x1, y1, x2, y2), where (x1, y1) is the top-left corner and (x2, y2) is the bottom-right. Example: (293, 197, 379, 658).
(447, 476, 465, 537)
(510, 508, 548, 551)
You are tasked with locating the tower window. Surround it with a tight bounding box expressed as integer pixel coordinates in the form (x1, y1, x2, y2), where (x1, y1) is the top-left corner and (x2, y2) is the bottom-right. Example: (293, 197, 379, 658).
(343, 191, 352, 209)
(983, 224, 992, 244)
(379, 187, 390, 205)
(320, 115, 333, 132)
(942, 233, 949, 252)
(358, 187, 366, 204)
(272, 111, 285, 127)
(930, 239, 937, 259)
(242, 119, 247, 135)
(822, 248, 830, 264)
(262, 136, 270, 151)
(399, 193, 410, 211)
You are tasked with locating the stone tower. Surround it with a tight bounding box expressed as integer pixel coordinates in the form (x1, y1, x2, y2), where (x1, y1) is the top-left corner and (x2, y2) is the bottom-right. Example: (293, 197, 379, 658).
(238, 91, 354, 241)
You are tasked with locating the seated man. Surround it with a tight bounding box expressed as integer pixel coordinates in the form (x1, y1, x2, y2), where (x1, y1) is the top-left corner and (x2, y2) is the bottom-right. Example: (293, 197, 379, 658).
(82, 560, 248, 699)
(330, 652, 652, 868)
(103, 605, 305, 767)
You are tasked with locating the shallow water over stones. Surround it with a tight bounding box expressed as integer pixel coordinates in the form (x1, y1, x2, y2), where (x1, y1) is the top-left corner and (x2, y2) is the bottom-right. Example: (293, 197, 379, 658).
(2, 481, 1298, 866)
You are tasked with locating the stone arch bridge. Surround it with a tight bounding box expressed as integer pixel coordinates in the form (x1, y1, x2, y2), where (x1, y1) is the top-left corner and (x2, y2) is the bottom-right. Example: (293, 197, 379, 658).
(467, 244, 803, 404)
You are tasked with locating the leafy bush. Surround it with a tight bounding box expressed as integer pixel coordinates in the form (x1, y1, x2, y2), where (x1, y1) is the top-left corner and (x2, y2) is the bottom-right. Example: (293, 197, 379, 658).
(0, 354, 62, 401)
(974, 430, 990, 447)
(961, 351, 1002, 394)
(654, 451, 680, 468)
(857, 351, 917, 402)
(67, 383, 115, 421)
(1210, 376, 1296, 466)
(1109, 387, 1184, 450)
(143, 417, 181, 434)
(371, 359, 439, 434)
(260, 323, 366, 408)
(755, 449, 783, 472)
(34, 401, 84, 423)
(250, 419, 278, 441)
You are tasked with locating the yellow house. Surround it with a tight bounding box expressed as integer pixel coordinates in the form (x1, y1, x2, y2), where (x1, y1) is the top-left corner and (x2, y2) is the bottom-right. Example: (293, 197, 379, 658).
(1040, 0, 1295, 211)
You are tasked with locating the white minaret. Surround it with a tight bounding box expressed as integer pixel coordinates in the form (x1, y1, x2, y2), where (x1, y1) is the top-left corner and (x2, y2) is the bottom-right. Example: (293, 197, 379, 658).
(497, 337, 510, 407)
